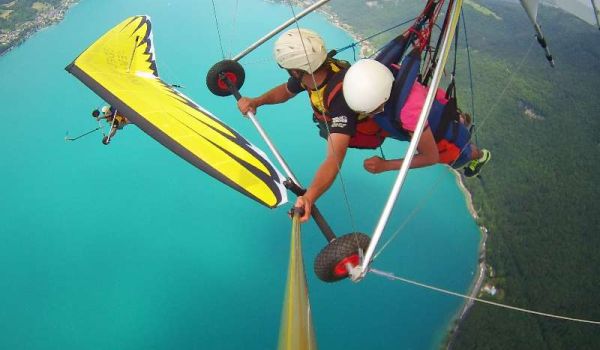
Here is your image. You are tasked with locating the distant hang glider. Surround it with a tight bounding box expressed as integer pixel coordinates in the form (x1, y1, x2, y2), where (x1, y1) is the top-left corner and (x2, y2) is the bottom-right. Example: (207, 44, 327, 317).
(592, 0, 600, 30)
(519, 0, 555, 66)
(66, 16, 288, 208)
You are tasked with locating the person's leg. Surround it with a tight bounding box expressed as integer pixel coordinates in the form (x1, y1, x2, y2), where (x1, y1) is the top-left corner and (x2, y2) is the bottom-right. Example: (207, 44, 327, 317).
(464, 144, 491, 177)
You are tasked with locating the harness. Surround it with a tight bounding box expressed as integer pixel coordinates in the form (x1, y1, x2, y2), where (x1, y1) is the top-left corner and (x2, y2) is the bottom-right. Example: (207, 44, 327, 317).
(303, 58, 350, 121)
(373, 46, 472, 165)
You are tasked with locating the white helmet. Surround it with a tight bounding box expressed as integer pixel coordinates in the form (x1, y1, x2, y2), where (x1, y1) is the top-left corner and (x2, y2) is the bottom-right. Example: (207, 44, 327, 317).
(343, 59, 394, 114)
(274, 28, 327, 74)
(101, 106, 111, 114)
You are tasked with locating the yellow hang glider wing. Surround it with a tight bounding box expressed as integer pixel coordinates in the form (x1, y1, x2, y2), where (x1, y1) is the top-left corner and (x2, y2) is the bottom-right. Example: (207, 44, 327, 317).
(66, 16, 287, 208)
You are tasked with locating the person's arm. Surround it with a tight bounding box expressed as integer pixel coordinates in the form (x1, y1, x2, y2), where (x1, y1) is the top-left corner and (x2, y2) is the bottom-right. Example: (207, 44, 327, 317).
(237, 83, 296, 115)
(364, 127, 439, 173)
(295, 132, 351, 222)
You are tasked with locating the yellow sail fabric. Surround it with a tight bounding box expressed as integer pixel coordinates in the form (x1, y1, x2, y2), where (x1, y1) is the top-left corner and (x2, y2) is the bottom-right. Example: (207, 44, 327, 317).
(278, 215, 318, 350)
(66, 16, 287, 208)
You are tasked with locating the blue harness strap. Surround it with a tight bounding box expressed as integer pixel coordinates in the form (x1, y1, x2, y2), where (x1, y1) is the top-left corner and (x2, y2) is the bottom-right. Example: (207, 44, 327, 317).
(388, 50, 422, 117)
(374, 49, 422, 141)
(375, 34, 411, 67)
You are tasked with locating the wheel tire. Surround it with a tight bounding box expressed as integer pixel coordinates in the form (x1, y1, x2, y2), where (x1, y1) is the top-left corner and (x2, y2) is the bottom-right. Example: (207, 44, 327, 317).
(314, 233, 370, 283)
(92, 109, 100, 118)
(206, 59, 245, 97)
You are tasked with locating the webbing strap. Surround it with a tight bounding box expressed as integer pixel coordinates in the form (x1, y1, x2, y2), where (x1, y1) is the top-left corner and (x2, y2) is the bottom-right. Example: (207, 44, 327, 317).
(434, 97, 459, 142)
(389, 50, 422, 116)
(326, 81, 344, 109)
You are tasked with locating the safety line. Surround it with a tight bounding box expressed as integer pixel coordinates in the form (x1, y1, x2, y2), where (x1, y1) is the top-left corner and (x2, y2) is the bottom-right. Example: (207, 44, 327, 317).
(373, 178, 445, 260)
(469, 40, 535, 136)
(228, 0, 240, 58)
(370, 268, 600, 325)
(211, 0, 226, 59)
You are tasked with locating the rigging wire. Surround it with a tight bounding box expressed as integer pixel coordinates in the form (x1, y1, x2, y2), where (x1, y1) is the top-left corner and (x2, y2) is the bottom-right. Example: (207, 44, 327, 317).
(467, 40, 535, 141)
(373, 178, 445, 260)
(372, 38, 537, 264)
(421, 0, 452, 85)
(211, 0, 226, 59)
(334, 18, 417, 57)
(370, 268, 600, 325)
(461, 8, 478, 144)
(285, 0, 360, 238)
(227, 0, 241, 58)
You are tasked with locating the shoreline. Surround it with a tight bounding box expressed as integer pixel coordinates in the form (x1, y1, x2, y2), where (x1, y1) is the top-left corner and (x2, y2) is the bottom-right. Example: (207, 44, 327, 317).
(0, 0, 78, 57)
(445, 169, 489, 349)
(267, 0, 376, 56)
(315, 5, 376, 56)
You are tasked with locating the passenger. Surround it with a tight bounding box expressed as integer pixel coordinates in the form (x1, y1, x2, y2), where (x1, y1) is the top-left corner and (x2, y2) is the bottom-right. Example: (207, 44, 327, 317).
(344, 59, 491, 176)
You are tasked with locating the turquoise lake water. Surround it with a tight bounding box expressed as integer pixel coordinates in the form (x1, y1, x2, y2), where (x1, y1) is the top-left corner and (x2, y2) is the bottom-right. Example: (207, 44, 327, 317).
(0, 0, 480, 349)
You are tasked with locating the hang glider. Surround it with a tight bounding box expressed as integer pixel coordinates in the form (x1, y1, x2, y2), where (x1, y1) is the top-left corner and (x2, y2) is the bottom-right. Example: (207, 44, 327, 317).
(592, 0, 600, 30)
(66, 16, 287, 209)
(519, 0, 555, 67)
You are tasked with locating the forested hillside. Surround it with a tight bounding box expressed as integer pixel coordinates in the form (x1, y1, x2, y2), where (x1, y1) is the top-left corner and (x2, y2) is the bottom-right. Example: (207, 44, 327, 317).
(317, 0, 600, 348)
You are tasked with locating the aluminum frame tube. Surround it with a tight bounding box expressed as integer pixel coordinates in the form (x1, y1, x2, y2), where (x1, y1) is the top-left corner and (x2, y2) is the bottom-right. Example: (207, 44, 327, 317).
(351, 0, 465, 282)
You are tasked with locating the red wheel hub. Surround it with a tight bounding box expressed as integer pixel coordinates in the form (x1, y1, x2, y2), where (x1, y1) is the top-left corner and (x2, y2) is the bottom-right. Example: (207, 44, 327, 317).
(333, 254, 360, 277)
(217, 72, 238, 91)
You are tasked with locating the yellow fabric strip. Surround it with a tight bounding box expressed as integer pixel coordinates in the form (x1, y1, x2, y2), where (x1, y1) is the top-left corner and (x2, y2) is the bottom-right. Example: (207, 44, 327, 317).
(278, 215, 318, 350)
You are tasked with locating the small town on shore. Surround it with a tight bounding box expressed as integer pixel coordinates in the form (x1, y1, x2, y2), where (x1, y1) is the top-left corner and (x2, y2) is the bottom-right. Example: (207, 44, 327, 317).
(0, 0, 77, 55)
